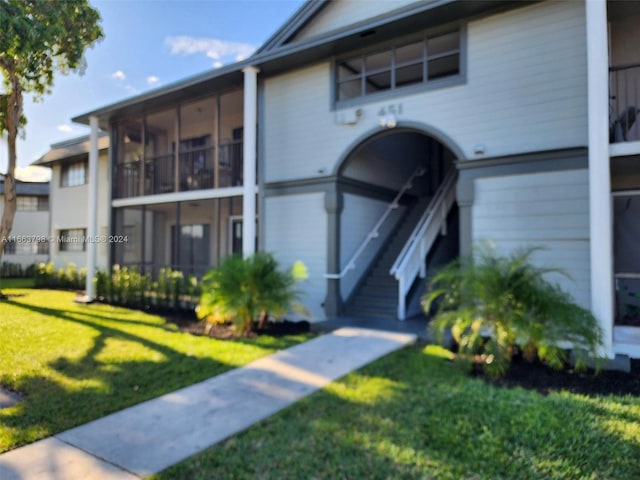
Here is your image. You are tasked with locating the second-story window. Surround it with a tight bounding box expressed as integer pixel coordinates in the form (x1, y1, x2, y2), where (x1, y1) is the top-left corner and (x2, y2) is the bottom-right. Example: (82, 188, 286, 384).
(61, 160, 87, 187)
(336, 29, 461, 105)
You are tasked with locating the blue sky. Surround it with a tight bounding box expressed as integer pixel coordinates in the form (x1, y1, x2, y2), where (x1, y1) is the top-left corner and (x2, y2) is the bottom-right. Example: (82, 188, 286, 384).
(2, 0, 305, 181)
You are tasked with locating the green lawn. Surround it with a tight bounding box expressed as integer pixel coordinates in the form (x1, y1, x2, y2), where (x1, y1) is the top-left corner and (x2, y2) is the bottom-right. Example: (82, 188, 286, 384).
(0, 278, 36, 289)
(156, 345, 640, 480)
(0, 287, 309, 453)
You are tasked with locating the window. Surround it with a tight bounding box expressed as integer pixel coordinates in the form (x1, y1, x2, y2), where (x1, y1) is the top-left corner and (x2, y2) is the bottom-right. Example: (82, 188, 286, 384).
(2, 239, 48, 255)
(4, 240, 15, 255)
(61, 161, 87, 187)
(38, 196, 49, 211)
(171, 224, 210, 274)
(59, 228, 86, 252)
(37, 241, 49, 255)
(16, 196, 48, 211)
(16, 196, 37, 211)
(336, 29, 461, 104)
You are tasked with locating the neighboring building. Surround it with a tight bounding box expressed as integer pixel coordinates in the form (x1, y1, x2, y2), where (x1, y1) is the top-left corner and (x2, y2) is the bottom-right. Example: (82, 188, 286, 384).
(42, 0, 640, 358)
(34, 134, 110, 270)
(0, 175, 50, 268)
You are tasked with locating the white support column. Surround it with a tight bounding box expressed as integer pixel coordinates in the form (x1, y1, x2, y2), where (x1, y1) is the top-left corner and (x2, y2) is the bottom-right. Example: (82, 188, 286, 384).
(86, 115, 99, 299)
(242, 66, 259, 258)
(587, 0, 614, 358)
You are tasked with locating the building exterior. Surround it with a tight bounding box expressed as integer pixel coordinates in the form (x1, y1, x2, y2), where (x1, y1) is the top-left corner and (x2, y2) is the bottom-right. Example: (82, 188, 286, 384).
(42, 0, 640, 358)
(0, 175, 50, 268)
(34, 134, 110, 270)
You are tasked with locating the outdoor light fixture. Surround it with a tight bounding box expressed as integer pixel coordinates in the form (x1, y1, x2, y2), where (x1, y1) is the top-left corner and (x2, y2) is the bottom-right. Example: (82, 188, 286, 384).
(473, 144, 486, 155)
(334, 108, 362, 126)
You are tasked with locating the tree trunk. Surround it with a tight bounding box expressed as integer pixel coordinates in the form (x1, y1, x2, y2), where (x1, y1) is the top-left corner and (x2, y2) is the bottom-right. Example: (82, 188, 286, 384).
(257, 310, 268, 329)
(0, 73, 22, 295)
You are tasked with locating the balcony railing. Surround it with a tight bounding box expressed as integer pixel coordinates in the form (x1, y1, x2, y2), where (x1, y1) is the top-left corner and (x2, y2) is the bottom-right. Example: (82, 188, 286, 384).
(146, 153, 175, 195)
(219, 139, 243, 187)
(114, 141, 244, 199)
(115, 160, 141, 199)
(179, 147, 214, 192)
(610, 63, 640, 143)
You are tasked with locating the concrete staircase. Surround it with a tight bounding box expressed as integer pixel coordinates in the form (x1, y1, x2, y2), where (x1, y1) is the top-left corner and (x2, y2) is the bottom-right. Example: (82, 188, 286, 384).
(345, 196, 431, 318)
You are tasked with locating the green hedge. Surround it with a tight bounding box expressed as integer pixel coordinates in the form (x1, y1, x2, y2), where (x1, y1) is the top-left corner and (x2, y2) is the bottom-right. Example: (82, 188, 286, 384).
(21, 262, 199, 313)
(95, 265, 200, 312)
(1, 262, 38, 279)
(35, 262, 86, 290)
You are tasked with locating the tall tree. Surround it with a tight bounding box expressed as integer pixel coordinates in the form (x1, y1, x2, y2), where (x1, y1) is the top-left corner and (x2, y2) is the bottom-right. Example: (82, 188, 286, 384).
(0, 0, 103, 294)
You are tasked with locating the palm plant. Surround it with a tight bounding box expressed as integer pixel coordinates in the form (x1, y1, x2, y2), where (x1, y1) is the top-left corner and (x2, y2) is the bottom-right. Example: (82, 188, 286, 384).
(197, 253, 308, 334)
(423, 246, 603, 377)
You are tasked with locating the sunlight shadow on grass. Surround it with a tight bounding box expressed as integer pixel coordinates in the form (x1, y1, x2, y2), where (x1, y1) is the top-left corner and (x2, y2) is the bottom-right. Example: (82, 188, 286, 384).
(0, 290, 307, 453)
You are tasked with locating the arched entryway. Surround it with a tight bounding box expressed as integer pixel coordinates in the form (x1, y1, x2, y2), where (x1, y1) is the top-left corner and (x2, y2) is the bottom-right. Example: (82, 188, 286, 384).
(325, 126, 461, 320)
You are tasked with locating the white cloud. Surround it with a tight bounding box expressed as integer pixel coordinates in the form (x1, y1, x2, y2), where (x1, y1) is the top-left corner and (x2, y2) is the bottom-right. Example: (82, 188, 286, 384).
(16, 166, 51, 183)
(57, 124, 73, 133)
(213, 61, 223, 69)
(111, 70, 126, 81)
(147, 75, 160, 85)
(165, 36, 255, 66)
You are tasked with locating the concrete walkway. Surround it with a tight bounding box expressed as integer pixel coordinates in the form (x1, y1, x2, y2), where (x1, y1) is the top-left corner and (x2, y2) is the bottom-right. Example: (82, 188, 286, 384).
(0, 327, 416, 480)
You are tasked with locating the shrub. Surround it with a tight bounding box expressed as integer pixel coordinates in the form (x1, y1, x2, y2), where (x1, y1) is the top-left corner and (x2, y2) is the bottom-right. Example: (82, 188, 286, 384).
(423, 246, 603, 378)
(197, 253, 308, 334)
(35, 262, 86, 290)
(0, 261, 37, 278)
(1, 262, 24, 278)
(96, 265, 199, 312)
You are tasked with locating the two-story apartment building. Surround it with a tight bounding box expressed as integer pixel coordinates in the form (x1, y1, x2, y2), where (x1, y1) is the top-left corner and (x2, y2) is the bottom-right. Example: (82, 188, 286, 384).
(0, 175, 50, 269)
(43, 0, 640, 359)
(35, 134, 110, 270)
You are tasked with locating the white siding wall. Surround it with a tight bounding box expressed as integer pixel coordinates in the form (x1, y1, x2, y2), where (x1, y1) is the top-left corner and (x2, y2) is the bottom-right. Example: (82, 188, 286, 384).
(50, 152, 110, 270)
(340, 194, 405, 299)
(292, 0, 425, 42)
(0, 196, 49, 267)
(264, 1, 587, 183)
(264, 193, 326, 320)
(472, 169, 590, 309)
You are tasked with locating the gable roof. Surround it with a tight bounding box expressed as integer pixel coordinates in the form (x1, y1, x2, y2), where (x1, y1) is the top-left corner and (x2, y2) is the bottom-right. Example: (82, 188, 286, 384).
(34, 132, 110, 166)
(255, 0, 328, 55)
(257, 0, 445, 54)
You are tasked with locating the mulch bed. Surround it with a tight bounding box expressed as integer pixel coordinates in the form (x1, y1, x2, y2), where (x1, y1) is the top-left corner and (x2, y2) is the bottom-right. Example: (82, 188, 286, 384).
(474, 357, 640, 397)
(164, 311, 311, 339)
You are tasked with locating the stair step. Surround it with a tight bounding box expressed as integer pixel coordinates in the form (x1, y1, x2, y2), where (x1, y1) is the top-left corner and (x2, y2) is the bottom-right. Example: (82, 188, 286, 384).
(366, 278, 395, 287)
(345, 193, 438, 317)
(346, 306, 398, 319)
(351, 299, 397, 309)
(359, 286, 397, 296)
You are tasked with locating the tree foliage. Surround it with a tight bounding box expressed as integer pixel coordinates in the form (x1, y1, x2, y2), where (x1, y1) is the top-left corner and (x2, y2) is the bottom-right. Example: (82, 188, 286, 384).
(0, 0, 103, 278)
(197, 253, 309, 334)
(423, 246, 603, 378)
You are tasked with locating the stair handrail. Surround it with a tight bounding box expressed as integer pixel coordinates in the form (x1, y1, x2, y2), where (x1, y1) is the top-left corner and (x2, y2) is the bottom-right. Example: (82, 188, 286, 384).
(390, 168, 457, 319)
(325, 166, 426, 279)
(390, 168, 457, 276)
